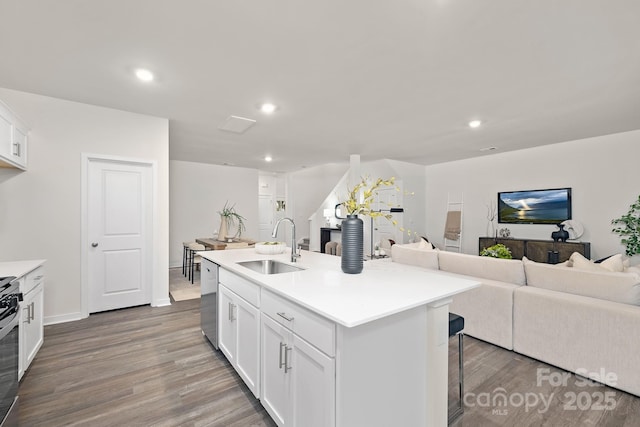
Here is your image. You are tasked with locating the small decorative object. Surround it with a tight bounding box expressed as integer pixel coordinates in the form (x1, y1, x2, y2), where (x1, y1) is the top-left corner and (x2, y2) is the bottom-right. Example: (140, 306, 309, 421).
(374, 244, 380, 257)
(551, 223, 569, 242)
(338, 176, 400, 274)
(486, 201, 497, 237)
(499, 228, 511, 238)
(323, 208, 333, 227)
(611, 195, 640, 256)
(255, 241, 286, 255)
(480, 243, 512, 259)
(218, 201, 246, 241)
(561, 220, 584, 240)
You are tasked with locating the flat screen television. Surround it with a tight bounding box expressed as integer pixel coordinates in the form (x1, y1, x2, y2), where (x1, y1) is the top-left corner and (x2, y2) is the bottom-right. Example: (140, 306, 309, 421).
(498, 188, 572, 224)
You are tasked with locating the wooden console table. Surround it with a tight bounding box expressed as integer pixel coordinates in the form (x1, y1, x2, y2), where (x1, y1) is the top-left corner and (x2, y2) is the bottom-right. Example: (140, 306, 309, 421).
(478, 237, 590, 264)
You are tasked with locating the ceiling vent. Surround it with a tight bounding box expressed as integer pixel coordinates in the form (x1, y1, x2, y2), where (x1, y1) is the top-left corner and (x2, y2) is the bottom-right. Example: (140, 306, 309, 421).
(219, 115, 256, 134)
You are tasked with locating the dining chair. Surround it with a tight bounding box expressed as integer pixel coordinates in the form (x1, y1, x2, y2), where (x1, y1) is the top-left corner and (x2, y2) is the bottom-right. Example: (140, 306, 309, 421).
(188, 242, 207, 284)
(182, 241, 195, 277)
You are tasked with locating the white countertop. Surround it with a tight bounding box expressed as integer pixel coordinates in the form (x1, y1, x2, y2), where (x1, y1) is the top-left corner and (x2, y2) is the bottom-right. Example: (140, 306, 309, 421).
(201, 248, 478, 328)
(0, 259, 46, 278)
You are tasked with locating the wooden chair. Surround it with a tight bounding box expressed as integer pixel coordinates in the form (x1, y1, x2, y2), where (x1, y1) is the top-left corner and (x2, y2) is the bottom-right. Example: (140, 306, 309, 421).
(182, 241, 195, 277)
(188, 242, 207, 284)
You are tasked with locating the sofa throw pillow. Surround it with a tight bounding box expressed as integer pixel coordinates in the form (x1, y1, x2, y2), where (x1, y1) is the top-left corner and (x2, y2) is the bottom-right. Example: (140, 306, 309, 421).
(418, 237, 435, 250)
(570, 252, 625, 273)
(570, 252, 604, 272)
(600, 254, 625, 272)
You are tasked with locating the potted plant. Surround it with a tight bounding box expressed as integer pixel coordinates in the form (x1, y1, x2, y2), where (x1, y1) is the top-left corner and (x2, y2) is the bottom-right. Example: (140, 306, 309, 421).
(218, 201, 246, 241)
(480, 243, 513, 259)
(611, 195, 640, 257)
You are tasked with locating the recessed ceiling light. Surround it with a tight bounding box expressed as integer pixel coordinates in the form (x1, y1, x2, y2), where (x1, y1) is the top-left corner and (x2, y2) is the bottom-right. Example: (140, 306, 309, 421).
(135, 68, 154, 82)
(264, 155, 273, 162)
(468, 120, 482, 128)
(260, 103, 277, 114)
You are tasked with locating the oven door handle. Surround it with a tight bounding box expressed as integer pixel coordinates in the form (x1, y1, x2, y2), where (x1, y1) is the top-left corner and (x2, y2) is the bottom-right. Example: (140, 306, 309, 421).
(0, 309, 19, 341)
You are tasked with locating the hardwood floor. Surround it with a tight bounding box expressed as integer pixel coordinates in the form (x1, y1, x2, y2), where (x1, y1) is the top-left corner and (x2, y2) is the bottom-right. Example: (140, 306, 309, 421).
(448, 336, 640, 426)
(18, 299, 276, 427)
(19, 277, 640, 426)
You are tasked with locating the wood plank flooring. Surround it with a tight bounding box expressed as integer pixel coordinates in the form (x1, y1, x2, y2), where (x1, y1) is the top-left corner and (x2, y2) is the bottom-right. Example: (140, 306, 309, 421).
(19, 275, 640, 426)
(18, 299, 275, 427)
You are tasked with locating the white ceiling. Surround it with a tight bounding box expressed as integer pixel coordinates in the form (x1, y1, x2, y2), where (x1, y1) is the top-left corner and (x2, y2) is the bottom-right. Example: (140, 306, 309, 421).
(1, 1, 639, 172)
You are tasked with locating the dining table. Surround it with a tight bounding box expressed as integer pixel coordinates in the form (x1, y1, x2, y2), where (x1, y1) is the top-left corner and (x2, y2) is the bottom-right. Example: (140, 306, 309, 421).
(195, 237, 256, 250)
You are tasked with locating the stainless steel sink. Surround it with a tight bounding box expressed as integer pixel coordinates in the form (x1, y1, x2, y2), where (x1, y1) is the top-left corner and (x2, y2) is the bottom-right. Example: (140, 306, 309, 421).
(237, 259, 304, 275)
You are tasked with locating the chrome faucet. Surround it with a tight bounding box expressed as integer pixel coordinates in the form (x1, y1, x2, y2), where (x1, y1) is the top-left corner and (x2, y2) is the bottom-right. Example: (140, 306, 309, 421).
(272, 217, 300, 263)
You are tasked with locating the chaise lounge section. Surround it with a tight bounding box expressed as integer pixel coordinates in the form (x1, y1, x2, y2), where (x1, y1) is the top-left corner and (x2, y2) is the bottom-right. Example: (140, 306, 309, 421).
(390, 241, 640, 397)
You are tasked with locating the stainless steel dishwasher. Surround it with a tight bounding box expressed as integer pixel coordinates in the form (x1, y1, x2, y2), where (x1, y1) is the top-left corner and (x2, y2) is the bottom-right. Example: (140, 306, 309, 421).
(200, 258, 218, 349)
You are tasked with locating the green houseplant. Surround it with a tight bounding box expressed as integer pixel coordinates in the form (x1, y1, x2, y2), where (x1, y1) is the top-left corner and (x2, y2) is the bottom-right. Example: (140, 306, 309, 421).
(611, 195, 640, 256)
(218, 201, 246, 240)
(480, 243, 513, 259)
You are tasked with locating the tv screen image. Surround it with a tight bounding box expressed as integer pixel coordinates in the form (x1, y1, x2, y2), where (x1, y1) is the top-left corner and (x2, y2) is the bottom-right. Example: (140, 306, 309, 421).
(498, 188, 572, 224)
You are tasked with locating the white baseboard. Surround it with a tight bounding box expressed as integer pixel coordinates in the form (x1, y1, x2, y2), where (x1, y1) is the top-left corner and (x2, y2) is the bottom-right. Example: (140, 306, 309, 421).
(44, 312, 84, 326)
(153, 297, 172, 307)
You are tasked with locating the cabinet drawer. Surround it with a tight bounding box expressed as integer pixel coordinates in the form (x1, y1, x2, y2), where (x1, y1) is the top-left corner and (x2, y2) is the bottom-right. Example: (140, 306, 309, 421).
(219, 268, 259, 307)
(23, 266, 44, 295)
(262, 289, 335, 356)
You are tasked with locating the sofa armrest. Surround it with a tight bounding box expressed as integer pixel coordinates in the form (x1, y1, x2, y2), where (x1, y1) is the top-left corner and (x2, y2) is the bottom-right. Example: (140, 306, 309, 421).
(391, 243, 439, 270)
(439, 271, 518, 350)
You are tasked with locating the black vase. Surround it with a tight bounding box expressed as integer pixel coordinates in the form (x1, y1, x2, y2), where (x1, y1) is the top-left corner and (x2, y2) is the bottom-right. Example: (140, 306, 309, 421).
(341, 214, 364, 274)
(551, 224, 570, 242)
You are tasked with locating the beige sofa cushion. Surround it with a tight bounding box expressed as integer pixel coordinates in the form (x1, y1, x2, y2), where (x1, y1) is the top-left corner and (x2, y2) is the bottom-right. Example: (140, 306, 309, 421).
(442, 270, 517, 350)
(438, 251, 526, 285)
(513, 286, 640, 396)
(391, 242, 439, 270)
(523, 257, 640, 306)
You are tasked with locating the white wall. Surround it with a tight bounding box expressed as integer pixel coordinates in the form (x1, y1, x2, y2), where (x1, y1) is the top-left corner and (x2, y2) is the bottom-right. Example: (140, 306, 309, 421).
(424, 129, 640, 260)
(0, 88, 169, 324)
(169, 160, 258, 267)
(293, 159, 426, 252)
(287, 162, 350, 241)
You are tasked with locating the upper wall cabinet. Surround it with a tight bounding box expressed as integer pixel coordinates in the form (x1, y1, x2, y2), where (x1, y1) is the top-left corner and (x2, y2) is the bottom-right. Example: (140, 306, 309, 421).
(0, 99, 29, 170)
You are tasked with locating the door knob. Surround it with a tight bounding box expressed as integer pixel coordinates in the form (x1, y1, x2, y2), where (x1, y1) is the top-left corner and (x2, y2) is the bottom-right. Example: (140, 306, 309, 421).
(91, 242, 99, 247)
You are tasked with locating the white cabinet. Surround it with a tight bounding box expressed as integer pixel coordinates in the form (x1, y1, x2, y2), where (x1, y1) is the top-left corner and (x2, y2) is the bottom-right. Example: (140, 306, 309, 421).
(19, 265, 45, 380)
(0, 99, 28, 170)
(218, 269, 260, 398)
(260, 290, 335, 427)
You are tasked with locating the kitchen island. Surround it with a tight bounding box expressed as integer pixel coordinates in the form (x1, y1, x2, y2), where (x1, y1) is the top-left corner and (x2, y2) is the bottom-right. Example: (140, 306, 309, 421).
(201, 248, 478, 427)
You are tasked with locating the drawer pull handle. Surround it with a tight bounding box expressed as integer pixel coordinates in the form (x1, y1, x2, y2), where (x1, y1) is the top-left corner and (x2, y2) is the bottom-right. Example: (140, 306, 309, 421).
(284, 346, 292, 373)
(228, 302, 236, 321)
(277, 312, 294, 322)
(279, 342, 286, 369)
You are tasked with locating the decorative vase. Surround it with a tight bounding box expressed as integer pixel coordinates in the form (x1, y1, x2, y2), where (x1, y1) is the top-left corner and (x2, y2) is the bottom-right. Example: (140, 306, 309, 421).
(551, 224, 570, 242)
(218, 215, 229, 241)
(486, 220, 495, 238)
(341, 214, 364, 274)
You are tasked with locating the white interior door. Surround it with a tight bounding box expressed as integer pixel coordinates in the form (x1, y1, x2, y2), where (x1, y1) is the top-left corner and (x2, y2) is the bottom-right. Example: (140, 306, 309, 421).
(88, 158, 152, 313)
(259, 195, 274, 242)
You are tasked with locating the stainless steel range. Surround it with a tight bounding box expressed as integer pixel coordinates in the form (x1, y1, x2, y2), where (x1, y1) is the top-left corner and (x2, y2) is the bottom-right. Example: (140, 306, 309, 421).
(0, 276, 21, 427)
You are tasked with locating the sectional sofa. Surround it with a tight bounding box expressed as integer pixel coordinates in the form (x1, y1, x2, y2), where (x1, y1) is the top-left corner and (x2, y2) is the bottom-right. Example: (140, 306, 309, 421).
(391, 242, 640, 397)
